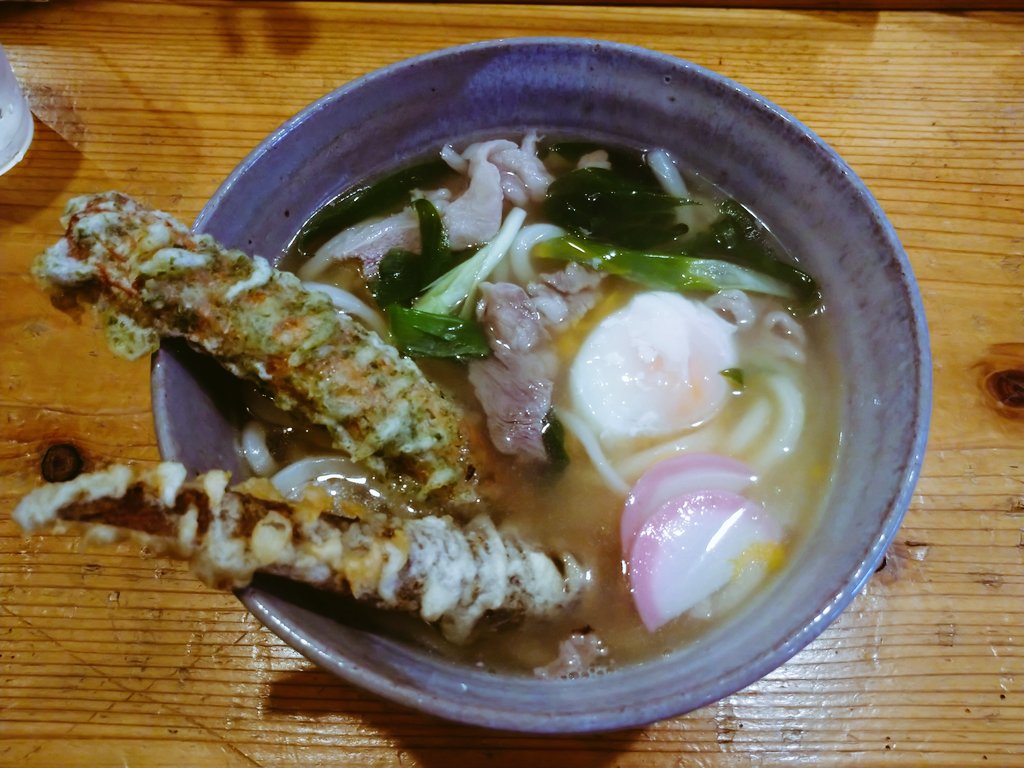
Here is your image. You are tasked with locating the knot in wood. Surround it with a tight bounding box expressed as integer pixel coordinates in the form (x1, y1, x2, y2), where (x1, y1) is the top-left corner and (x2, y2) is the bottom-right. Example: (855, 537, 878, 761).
(41, 443, 84, 483)
(985, 369, 1024, 409)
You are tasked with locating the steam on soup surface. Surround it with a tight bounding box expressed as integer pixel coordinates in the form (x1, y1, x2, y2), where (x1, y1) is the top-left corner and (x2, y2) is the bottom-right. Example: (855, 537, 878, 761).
(241, 133, 841, 675)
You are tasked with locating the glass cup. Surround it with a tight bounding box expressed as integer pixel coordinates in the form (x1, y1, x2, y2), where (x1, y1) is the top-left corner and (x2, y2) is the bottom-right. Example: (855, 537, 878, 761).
(0, 44, 33, 176)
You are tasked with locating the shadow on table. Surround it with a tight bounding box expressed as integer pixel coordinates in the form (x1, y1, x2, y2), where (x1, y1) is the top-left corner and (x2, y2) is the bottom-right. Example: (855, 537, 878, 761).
(209, 0, 316, 59)
(267, 664, 639, 768)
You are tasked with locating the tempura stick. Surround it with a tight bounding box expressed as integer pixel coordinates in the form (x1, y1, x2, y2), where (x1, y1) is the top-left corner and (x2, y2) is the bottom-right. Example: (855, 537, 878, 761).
(13, 463, 585, 642)
(33, 192, 476, 503)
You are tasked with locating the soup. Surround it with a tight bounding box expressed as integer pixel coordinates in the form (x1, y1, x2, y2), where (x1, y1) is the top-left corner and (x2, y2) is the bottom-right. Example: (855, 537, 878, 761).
(240, 133, 842, 675)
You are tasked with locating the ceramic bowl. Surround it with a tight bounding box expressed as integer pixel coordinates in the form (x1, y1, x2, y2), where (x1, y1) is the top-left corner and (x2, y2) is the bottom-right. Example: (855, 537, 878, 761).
(151, 38, 930, 733)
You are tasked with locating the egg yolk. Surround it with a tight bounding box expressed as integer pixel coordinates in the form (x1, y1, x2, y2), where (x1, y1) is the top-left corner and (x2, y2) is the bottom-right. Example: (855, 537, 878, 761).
(569, 291, 738, 440)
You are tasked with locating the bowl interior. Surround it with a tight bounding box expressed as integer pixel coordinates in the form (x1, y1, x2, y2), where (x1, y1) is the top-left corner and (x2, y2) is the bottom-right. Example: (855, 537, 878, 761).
(152, 38, 930, 733)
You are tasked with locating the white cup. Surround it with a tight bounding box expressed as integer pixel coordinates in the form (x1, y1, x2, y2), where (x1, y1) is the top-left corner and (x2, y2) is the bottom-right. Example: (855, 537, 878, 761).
(0, 44, 33, 176)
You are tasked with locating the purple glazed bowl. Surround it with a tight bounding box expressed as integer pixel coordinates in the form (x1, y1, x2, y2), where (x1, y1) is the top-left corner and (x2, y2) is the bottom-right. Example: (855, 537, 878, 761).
(151, 38, 930, 733)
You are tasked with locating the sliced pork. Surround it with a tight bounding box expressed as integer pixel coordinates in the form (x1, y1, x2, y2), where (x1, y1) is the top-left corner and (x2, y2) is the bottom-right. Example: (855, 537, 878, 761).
(469, 264, 604, 464)
(461, 133, 554, 207)
(527, 262, 605, 327)
(311, 133, 555, 278)
(468, 282, 556, 463)
(308, 207, 420, 279)
(443, 154, 505, 250)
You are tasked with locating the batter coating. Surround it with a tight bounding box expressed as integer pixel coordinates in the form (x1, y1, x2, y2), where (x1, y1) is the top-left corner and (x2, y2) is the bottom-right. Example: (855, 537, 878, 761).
(13, 462, 584, 642)
(34, 192, 477, 503)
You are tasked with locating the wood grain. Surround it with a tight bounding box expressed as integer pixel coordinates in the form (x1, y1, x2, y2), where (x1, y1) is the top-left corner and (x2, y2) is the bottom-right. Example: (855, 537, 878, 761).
(1, 2, 1022, 765)
(469, 0, 1024, 7)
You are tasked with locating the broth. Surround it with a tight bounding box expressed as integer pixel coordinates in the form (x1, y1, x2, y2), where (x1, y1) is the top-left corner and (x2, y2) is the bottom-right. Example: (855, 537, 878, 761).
(250, 135, 842, 675)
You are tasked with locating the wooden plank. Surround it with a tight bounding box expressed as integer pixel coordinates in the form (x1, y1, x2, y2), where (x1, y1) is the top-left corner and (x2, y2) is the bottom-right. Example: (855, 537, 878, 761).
(1, 1, 1023, 765)
(458, 0, 1024, 7)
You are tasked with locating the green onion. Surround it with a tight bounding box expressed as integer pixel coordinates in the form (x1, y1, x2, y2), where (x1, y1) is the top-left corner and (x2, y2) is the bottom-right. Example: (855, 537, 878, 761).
(533, 234, 798, 300)
(387, 305, 490, 359)
(542, 165, 820, 311)
(678, 199, 820, 311)
(414, 207, 527, 319)
(412, 197, 451, 272)
(541, 411, 570, 470)
(370, 249, 422, 309)
(369, 199, 453, 308)
(720, 368, 745, 389)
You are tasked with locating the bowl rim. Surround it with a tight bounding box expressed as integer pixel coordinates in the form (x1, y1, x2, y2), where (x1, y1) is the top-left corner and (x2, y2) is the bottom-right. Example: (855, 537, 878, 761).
(162, 36, 933, 733)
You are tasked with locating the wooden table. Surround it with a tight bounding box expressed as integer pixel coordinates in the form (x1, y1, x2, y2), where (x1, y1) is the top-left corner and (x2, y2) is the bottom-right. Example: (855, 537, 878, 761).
(1, 1, 1022, 764)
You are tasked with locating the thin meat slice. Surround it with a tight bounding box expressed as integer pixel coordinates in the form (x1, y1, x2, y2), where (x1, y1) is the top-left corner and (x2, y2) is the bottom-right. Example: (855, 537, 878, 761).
(468, 282, 556, 462)
(470, 133, 554, 207)
(468, 264, 604, 464)
(310, 134, 554, 277)
(444, 132, 555, 246)
(527, 262, 605, 327)
(309, 207, 420, 279)
(444, 156, 505, 249)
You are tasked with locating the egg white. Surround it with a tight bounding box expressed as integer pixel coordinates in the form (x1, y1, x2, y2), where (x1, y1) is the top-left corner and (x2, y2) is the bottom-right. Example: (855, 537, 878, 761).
(569, 291, 738, 442)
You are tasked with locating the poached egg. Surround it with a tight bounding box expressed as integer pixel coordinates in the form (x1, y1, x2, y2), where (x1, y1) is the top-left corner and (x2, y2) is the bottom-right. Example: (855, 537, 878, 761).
(569, 291, 738, 441)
